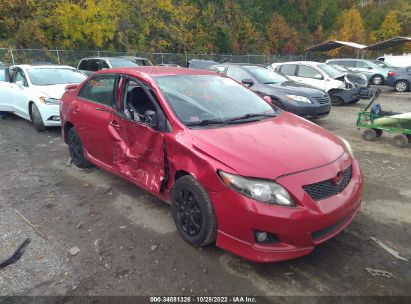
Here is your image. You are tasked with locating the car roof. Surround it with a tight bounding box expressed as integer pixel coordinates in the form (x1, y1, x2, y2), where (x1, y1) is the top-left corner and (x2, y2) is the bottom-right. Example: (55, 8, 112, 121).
(11, 64, 75, 69)
(273, 61, 321, 65)
(99, 66, 217, 77)
(80, 57, 140, 61)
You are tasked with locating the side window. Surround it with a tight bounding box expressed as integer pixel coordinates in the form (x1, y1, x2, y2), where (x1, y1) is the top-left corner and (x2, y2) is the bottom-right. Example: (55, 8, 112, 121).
(356, 61, 370, 68)
(99, 60, 110, 69)
(78, 74, 116, 106)
(279, 64, 296, 76)
(342, 61, 356, 68)
(297, 65, 320, 79)
(226, 67, 251, 83)
(13, 69, 28, 87)
(88, 60, 100, 72)
(121, 78, 159, 126)
(78, 60, 89, 70)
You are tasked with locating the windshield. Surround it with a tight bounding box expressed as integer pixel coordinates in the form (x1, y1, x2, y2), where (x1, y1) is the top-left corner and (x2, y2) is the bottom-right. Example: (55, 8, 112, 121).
(328, 64, 348, 73)
(109, 60, 139, 68)
(245, 66, 289, 84)
(155, 75, 277, 127)
(27, 68, 87, 86)
(317, 63, 343, 78)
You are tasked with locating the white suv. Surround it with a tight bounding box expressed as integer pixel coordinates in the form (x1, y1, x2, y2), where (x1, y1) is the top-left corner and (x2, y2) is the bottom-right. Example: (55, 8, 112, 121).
(271, 61, 346, 93)
(0, 65, 87, 130)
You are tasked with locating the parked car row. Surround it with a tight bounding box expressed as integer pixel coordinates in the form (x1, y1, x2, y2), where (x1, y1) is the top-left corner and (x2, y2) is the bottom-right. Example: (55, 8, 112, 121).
(0, 62, 364, 263)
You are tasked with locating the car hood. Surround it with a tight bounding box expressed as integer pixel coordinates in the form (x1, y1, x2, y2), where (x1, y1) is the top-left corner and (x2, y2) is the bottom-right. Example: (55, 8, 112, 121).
(265, 81, 325, 95)
(32, 84, 72, 99)
(191, 112, 345, 179)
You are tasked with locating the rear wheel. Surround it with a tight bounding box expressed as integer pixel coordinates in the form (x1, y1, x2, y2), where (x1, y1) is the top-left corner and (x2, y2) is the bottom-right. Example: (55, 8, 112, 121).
(362, 129, 377, 141)
(392, 134, 408, 148)
(67, 127, 92, 168)
(31, 103, 46, 131)
(371, 75, 384, 85)
(171, 175, 217, 247)
(394, 80, 409, 92)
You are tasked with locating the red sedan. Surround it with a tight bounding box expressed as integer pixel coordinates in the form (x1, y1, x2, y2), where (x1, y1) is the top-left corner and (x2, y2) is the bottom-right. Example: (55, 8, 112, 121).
(60, 67, 363, 262)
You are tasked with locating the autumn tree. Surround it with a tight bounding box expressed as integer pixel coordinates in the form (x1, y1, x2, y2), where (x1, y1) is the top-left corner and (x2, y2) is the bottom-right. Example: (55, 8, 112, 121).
(49, 0, 123, 49)
(373, 10, 402, 42)
(265, 14, 299, 55)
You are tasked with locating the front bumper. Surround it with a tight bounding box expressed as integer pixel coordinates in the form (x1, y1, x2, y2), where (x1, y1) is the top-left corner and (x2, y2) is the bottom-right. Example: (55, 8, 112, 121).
(38, 103, 61, 127)
(211, 154, 363, 263)
(284, 102, 331, 119)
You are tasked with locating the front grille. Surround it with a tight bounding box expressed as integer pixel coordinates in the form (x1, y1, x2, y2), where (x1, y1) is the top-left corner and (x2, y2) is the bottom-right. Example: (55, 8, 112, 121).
(313, 95, 330, 104)
(303, 166, 352, 201)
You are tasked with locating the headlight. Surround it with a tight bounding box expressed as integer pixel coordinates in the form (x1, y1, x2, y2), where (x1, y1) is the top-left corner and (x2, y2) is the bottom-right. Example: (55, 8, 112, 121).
(338, 136, 354, 157)
(39, 96, 60, 105)
(218, 171, 296, 207)
(286, 95, 312, 103)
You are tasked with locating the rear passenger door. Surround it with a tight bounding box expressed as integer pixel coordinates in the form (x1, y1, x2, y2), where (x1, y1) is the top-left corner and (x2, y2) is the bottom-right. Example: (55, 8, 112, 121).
(74, 74, 117, 168)
(277, 64, 298, 81)
(294, 64, 325, 90)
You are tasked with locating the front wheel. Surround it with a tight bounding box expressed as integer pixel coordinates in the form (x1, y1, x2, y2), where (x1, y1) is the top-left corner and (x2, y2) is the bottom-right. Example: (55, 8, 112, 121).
(31, 103, 46, 131)
(394, 80, 409, 92)
(331, 95, 344, 106)
(67, 127, 92, 168)
(171, 175, 217, 247)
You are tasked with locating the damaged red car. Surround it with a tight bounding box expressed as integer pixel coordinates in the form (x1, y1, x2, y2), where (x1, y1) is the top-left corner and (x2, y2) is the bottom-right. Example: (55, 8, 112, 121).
(60, 67, 363, 262)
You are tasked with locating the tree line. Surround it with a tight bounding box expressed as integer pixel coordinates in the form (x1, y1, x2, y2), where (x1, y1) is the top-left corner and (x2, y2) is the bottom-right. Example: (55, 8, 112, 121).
(0, 0, 410, 55)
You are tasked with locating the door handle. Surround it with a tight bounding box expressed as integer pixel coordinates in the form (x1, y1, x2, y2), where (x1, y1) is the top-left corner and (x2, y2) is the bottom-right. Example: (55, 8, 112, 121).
(109, 121, 121, 129)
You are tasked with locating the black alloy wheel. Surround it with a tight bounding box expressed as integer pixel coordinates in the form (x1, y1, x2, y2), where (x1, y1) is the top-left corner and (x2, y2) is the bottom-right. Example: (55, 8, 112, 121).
(171, 175, 217, 247)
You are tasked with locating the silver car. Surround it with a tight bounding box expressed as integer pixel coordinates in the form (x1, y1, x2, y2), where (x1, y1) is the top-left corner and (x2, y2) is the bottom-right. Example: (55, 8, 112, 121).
(325, 59, 390, 85)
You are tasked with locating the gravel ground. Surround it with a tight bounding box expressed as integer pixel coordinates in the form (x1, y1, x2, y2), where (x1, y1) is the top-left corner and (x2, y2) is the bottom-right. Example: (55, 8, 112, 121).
(0, 87, 410, 299)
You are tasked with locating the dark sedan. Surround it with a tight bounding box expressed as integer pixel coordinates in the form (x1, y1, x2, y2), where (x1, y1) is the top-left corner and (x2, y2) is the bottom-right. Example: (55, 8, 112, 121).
(385, 67, 411, 92)
(210, 64, 331, 119)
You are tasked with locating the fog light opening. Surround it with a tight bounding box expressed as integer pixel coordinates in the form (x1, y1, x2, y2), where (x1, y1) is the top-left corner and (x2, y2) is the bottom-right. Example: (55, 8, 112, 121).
(48, 115, 60, 121)
(254, 230, 280, 244)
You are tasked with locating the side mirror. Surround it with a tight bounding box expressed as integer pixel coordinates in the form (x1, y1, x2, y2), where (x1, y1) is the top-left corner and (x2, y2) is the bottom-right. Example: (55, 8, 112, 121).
(65, 84, 78, 91)
(313, 74, 323, 80)
(242, 78, 254, 86)
(263, 96, 272, 104)
(144, 110, 158, 128)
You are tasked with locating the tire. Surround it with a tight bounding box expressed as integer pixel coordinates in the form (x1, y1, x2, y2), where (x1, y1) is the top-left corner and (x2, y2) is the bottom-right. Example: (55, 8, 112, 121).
(67, 127, 92, 168)
(392, 134, 408, 148)
(31, 103, 46, 131)
(362, 129, 377, 141)
(351, 99, 360, 104)
(331, 95, 344, 106)
(394, 80, 409, 92)
(370, 75, 384, 85)
(171, 175, 217, 247)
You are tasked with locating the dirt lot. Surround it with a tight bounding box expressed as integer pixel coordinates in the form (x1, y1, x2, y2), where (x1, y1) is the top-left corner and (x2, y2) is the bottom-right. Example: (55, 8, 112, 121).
(0, 88, 410, 299)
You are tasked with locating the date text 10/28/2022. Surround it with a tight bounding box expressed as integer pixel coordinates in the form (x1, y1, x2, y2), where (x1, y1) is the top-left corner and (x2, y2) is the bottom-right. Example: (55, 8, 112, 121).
(149, 296, 257, 303)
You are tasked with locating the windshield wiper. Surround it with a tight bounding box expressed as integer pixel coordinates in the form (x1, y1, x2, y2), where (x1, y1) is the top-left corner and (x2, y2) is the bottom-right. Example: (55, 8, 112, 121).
(186, 118, 226, 126)
(224, 113, 277, 122)
(263, 81, 280, 84)
(186, 113, 276, 127)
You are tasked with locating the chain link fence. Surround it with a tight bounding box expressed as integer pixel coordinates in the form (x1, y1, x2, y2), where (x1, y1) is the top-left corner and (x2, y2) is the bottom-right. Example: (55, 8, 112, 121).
(0, 48, 315, 67)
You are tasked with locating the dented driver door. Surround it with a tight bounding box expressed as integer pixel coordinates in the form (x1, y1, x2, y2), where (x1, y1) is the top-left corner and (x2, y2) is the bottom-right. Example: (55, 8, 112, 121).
(109, 113, 166, 193)
(108, 76, 166, 194)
